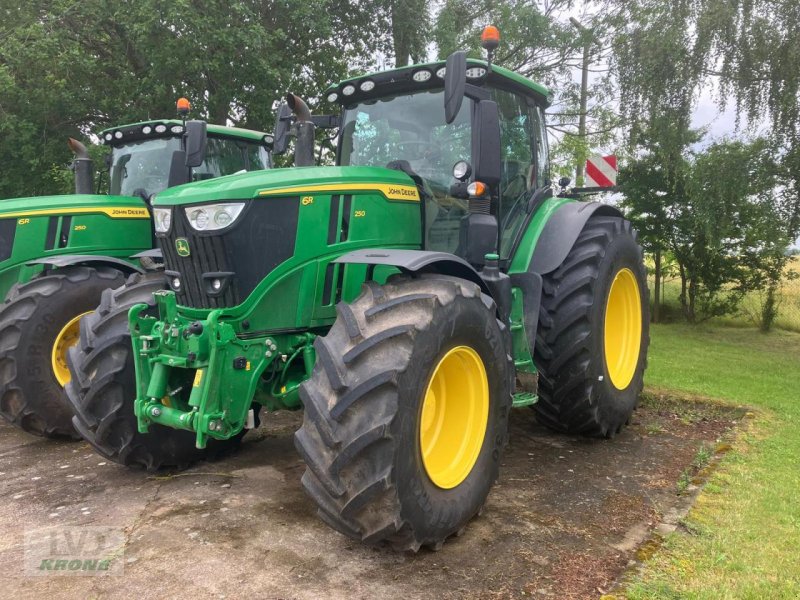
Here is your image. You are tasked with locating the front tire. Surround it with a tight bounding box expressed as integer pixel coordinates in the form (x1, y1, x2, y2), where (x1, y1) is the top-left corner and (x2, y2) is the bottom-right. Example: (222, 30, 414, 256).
(66, 272, 251, 470)
(295, 275, 513, 551)
(533, 215, 649, 437)
(0, 266, 125, 438)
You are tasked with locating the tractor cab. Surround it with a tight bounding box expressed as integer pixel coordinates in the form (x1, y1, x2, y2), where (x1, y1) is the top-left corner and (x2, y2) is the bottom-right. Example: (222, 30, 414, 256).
(101, 119, 273, 201)
(277, 32, 551, 269)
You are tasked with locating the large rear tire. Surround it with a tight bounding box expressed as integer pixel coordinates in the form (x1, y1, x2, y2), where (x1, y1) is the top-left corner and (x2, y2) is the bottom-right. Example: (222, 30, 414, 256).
(533, 215, 649, 437)
(295, 275, 513, 551)
(66, 272, 251, 470)
(0, 266, 125, 438)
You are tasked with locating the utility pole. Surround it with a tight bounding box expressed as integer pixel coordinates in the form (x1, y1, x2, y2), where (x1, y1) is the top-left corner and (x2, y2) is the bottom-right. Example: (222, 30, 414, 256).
(570, 17, 592, 187)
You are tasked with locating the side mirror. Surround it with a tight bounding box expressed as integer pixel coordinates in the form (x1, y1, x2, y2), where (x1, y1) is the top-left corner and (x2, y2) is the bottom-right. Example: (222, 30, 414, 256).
(472, 100, 501, 188)
(273, 102, 293, 155)
(443, 51, 467, 124)
(184, 120, 207, 168)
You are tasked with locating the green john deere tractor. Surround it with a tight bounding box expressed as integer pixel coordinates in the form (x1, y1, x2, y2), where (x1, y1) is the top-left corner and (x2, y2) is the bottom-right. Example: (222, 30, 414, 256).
(67, 31, 649, 551)
(0, 108, 273, 438)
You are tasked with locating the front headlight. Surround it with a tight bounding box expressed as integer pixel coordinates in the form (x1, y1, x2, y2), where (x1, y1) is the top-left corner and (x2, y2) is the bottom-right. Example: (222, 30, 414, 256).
(153, 207, 172, 233)
(184, 202, 245, 232)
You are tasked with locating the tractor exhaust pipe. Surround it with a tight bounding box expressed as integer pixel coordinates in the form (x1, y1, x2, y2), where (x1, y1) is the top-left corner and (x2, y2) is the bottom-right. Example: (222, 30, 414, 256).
(68, 137, 94, 195)
(286, 93, 315, 167)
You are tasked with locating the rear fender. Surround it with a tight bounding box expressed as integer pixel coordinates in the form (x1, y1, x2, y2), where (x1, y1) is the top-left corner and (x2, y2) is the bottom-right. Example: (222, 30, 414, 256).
(528, 201, 622, 275)
(511, 201, 623, 362)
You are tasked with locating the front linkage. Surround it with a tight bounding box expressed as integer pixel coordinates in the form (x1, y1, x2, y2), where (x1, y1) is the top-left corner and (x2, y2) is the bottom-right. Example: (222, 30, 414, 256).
(130, 290, 315, 449)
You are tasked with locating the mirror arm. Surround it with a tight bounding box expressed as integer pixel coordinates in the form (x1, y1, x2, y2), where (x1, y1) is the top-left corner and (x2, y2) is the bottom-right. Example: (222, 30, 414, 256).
(311, 114, 341, 129)
(464, 84, 490, 102)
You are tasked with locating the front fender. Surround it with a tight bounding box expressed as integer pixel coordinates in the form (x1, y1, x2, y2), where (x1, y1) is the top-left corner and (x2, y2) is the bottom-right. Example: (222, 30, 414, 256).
(27, 254, 144, 274)
(334, 248, 492, 297)
(131, 248, 163, 260)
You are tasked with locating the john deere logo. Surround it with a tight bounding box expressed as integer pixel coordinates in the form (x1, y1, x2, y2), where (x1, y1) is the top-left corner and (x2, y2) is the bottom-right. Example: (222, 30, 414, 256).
(175, 238, 190, 257)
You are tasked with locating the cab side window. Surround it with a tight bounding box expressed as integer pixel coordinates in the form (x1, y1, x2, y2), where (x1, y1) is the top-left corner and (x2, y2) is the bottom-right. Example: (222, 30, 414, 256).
(531, 105, 550, 189)
(492, 89, 543, 259)
(492, 89, 535, 218)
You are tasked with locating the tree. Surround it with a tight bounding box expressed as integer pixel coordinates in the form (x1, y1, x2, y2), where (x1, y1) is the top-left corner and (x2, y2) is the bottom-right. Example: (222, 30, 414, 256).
(610, 0, 800, 328)
(0, 0, 390, 199)
(390, 0, 429, 66)
(435, 0, 576, 85)
(619, 114, 700, 321)
(622, 132, 787, 324)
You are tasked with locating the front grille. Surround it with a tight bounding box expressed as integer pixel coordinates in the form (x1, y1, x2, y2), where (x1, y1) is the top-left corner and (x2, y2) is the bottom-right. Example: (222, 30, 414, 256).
(158, 197, 300, 309)
(0, 218, 16, 262)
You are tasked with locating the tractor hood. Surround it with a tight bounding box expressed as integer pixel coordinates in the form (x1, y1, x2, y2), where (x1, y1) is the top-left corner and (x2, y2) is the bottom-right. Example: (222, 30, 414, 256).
(0, 193, 150, 220)
(152, 166, 419, 206)
(0, 193, 153, 295)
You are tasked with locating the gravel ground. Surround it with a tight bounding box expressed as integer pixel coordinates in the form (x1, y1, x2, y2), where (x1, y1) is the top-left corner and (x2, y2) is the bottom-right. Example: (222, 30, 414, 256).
(0, 396, 741, 599)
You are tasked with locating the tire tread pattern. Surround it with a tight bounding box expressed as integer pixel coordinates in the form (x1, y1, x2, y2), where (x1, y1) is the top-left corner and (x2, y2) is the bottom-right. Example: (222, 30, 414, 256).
(295, 275, 512, 551)
(0, 266, 124, 438)
(533, 216, 649, 437)
(66, 272, 248, 470)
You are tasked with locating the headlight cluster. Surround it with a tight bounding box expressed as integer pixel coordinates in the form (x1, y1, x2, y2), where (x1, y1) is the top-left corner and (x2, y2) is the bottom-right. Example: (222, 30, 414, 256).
(412, 69, 432, 82)
(185, 202, 245, 232)
(153, 207, 172, 233)
(323, 61, 489, 104)
(103, 123, 182, 143)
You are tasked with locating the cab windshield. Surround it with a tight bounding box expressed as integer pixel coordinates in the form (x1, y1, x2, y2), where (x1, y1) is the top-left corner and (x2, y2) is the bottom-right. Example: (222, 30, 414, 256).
(339, 90, 472, 191)
(339, 90, 472, 251)
(109, 136, 270, 198)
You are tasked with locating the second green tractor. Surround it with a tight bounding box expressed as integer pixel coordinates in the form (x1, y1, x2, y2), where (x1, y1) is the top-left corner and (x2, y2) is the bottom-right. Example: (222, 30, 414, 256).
(0, 106, 272, 438)
(68, 32, 649, 551)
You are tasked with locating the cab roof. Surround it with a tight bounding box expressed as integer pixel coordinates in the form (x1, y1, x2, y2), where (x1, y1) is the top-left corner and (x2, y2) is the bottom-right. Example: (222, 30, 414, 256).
(98, 119, 273, 146)
(326, 58, 552, 108)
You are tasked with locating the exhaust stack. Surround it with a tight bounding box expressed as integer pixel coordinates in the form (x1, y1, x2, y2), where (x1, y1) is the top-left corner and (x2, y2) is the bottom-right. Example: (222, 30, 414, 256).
(286, 93, 315, 167)
(68, 137, 94, 195)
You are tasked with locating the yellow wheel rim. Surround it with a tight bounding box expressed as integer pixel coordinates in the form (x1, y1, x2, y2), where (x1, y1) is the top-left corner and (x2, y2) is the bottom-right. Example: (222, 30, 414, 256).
(603, 268, 642, 390)
(419, 345, 489, 489)
(50, 311, 91, 386)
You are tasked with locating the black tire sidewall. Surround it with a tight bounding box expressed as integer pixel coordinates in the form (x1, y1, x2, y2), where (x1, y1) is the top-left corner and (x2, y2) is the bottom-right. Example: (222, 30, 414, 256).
(588, 232, 649, 429)
(16, 288, 99, 390)
(6, 271, 121, 432)
(393, 292, 510, 542)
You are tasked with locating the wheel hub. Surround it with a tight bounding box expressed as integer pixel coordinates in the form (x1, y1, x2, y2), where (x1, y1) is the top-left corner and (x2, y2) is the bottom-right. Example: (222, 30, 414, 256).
(419, 345, 489, 489)
(51, 312, 92, 386)
(603, 268, 642, 390)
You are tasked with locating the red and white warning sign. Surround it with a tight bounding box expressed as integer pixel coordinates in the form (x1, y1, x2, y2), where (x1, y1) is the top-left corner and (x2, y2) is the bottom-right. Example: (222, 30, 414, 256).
(585, 155, 618, 188)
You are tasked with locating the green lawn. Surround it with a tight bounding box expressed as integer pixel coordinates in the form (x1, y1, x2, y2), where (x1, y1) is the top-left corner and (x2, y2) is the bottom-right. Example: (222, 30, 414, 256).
(623, 324, 800, 599)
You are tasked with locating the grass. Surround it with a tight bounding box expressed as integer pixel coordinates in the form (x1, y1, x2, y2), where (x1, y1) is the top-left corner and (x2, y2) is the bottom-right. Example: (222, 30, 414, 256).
(623, 323, 800, 599)
(675, 442, 715, 494)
